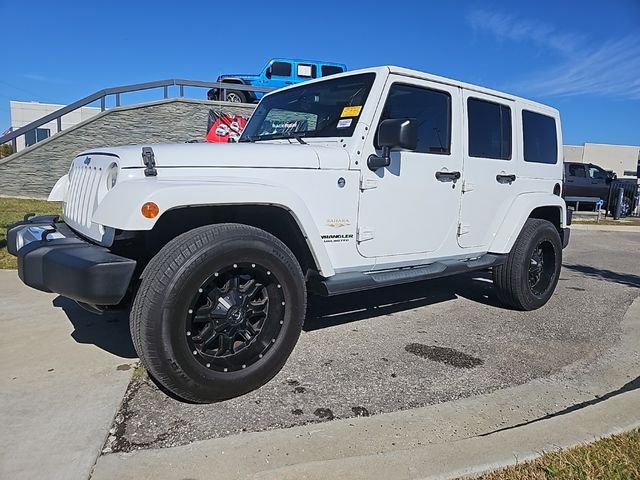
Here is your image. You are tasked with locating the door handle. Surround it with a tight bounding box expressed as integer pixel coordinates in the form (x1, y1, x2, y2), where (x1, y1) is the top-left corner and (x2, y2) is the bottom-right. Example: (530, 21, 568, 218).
(285, 81, 293, 85)
(496, 174, 516, 184)
(435, 171, 461, 182)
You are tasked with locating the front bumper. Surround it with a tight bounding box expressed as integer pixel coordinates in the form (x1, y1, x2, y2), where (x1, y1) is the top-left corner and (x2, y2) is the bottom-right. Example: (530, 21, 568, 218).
(7, 215, 136, 305)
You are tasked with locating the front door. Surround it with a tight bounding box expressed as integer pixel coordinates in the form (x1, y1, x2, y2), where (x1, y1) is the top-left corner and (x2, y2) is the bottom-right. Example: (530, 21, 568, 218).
(458, 91, 520, 249)
(564, 163, 588, 197)
(586, 163, 610, 201)
(357, 76, 463, 258)
(266, 61, 294, 89)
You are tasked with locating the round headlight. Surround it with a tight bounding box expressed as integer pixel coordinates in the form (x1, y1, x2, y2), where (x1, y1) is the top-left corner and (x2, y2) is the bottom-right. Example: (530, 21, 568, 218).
(106, 164, 118, 190)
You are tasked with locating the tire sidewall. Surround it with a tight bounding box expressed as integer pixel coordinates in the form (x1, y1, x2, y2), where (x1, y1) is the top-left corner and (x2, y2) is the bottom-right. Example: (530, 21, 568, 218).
(517, 222, 562, 310)
(144, 234, 305, 402)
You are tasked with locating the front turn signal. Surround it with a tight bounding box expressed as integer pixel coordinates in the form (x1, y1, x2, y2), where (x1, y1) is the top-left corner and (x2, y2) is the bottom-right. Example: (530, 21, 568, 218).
(141, 202, 160, 219)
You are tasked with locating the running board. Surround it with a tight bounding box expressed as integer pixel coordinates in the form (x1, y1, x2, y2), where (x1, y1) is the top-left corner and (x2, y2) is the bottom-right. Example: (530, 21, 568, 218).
(311, 254, 506, 296)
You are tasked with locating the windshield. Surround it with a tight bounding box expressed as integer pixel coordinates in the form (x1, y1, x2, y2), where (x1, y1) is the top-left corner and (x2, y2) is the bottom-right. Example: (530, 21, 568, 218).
(240, 73, 376, 142)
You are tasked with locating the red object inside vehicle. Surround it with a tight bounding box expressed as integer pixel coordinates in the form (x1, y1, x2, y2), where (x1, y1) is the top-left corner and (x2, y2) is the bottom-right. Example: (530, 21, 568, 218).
(206, 109, 249, 143)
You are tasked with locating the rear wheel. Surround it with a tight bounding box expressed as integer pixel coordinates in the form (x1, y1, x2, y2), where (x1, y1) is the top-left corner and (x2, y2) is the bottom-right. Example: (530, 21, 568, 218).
(130, 224, 306, 403)
(493, 218, 562, 311)
(224, 90, 246, 103)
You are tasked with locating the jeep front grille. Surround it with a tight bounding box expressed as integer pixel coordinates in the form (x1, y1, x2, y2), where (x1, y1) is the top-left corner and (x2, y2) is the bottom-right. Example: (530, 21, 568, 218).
(62, 155, 116, 244)
(64, 163, 102, 228)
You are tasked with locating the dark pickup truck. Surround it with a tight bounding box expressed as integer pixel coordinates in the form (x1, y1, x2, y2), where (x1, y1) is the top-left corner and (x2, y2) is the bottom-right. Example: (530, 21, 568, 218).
(563, 162, 638, 215)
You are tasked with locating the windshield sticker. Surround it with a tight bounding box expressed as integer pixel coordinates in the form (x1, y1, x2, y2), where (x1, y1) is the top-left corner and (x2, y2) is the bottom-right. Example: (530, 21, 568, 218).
(337, 118, 352, 129)
(341, 105, 362, 117)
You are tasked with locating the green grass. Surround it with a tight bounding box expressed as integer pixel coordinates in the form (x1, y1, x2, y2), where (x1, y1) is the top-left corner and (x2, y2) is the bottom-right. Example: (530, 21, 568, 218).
(0, 197, 62, 269)
(475, 429, 640, 480)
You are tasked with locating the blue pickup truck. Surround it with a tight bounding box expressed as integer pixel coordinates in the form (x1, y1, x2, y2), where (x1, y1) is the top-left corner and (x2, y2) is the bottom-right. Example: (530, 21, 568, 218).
(207, 58, 347, 103)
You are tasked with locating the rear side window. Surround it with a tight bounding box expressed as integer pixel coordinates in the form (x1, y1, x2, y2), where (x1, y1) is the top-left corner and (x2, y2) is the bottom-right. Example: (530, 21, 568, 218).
(377, 84, 451, 154)
(271, 62, 292, 77)
(297, 64, 317, 78)
(321, 65, 344, 77)
(523, 110, 558, 164)
(467, 98, 511, 160)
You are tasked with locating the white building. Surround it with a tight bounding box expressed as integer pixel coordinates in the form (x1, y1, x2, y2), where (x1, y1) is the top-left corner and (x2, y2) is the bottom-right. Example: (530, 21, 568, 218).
(564, 143, 639, 178)
(10, 101, 101, 152)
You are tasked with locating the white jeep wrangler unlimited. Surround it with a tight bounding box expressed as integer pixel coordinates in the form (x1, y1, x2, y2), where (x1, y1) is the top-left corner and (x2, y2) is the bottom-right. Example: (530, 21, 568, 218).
(8, 66, 570, 403)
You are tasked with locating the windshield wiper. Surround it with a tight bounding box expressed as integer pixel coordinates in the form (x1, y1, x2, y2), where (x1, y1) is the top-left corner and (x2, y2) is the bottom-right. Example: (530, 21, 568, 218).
(241, 133, 307, 144)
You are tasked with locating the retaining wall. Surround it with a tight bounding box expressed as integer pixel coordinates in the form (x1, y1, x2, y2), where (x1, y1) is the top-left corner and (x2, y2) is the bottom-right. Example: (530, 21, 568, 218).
(0, 99, 255, 198)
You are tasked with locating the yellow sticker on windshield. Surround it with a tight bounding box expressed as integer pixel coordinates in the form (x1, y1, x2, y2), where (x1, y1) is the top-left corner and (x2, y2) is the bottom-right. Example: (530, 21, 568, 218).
(341, 105, 362, 117)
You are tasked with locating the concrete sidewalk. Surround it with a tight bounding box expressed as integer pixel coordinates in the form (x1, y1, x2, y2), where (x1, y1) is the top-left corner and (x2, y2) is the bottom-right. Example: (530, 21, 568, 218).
(92, 296, 640, 480)
(0, 270, 135, 480)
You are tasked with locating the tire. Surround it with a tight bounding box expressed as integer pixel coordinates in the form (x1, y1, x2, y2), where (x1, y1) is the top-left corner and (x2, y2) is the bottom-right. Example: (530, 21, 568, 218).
(492, 218, 562, 311)
(224, 90, 246, 103)
(130, 223, 306, 403)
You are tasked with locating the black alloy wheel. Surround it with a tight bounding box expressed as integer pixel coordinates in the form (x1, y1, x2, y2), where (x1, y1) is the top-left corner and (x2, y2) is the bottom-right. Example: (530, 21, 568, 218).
(186, 264, 285, 373)
(492, 218, 562, 311)
(528, 240, 556, 296)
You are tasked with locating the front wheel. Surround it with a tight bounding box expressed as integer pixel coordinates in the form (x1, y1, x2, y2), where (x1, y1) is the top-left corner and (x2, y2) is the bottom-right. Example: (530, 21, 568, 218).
(130, 224, 306, 403)
(493, 218, 562, 311)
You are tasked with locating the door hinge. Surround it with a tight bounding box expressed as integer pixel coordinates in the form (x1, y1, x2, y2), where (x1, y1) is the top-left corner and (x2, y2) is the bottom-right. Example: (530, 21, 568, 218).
(357, 227, 375, 242)
(360, 177, 378, 191)
(462, 180, 474, 193)
(457, 223, 471, 236)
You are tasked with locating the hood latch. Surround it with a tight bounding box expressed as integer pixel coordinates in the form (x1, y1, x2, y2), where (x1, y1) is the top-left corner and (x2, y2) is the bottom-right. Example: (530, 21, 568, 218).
(142, 147, 157, 177)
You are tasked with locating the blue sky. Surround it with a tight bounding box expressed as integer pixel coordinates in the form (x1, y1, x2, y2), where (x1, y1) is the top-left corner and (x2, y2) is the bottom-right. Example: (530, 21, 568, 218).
(1, 0, 638, 145)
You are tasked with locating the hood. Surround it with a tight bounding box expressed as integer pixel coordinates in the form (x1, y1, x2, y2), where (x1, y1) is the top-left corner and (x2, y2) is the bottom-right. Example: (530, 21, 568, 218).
(79, 142, 350, 170)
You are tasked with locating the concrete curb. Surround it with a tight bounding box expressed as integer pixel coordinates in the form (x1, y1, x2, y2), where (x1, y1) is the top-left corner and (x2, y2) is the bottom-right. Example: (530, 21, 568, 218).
(571, 223, 640, 232)
(91, 296, 640, 480)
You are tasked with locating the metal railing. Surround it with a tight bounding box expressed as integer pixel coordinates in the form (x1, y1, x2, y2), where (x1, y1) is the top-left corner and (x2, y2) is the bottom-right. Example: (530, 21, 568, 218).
(0, 79, 273, 156)
(605, 179, 640, 218)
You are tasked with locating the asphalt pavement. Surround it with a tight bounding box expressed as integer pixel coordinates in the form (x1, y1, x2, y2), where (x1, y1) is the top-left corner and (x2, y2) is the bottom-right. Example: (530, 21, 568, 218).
(106, 230, 640, 451)
(1, 230, 638, 480)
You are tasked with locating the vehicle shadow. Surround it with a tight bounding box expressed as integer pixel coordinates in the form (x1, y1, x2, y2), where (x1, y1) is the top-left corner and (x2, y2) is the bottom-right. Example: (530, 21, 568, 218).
(52, 296, 137, 359)
(50, 272, 500, 355)
(305, 271, 501, 331)
(563, 264, 640, 288)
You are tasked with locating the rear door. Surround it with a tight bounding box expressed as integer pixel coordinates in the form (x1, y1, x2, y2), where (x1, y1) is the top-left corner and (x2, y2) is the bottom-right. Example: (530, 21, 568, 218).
(458, 91, 520, 249)
(294, 62, 317, 82)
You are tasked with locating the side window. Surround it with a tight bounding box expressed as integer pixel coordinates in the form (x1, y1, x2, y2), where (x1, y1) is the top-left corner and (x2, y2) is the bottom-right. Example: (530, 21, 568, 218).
(588, 165, 606, 180)
(271, 62, 292, 77)
(467, 98, 511, 160)
(568, 164, 586, 178)
(321, 65, 344, 77)
(376, 84, 451, 154)
(523, 110, 558, 164)
(297, 64, 317, 78)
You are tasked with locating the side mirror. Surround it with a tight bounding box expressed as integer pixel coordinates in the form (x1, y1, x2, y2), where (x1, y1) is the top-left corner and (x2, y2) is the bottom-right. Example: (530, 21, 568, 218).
(367, 118, 418, 170)
(265, 67, 272, 79)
